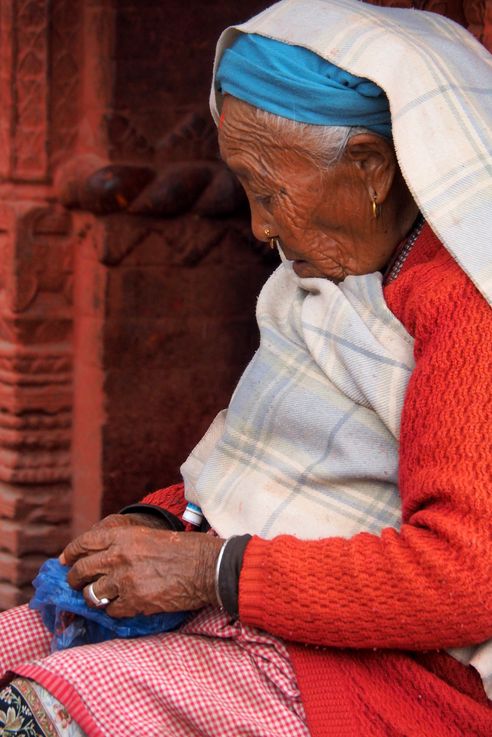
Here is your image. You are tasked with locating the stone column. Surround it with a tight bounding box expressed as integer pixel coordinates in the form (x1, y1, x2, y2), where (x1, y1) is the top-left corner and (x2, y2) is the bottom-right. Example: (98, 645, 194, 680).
(0, 0, 79, 607)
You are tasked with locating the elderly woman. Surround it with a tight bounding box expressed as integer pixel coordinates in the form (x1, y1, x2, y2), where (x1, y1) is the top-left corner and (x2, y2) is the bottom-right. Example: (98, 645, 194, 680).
(1, 1, 491, 736)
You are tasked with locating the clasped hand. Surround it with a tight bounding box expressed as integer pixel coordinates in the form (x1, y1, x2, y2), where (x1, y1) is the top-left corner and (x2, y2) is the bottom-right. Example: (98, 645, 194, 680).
(59, 515, 224, 618)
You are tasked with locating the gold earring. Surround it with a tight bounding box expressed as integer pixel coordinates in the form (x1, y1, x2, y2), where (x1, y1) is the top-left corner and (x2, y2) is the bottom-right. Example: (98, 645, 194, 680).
(372, 194, 381, 220)
(264, 227, 278, 250)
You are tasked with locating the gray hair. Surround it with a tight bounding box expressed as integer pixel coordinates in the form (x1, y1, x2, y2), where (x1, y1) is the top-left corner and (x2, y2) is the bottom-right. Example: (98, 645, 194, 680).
(254, 107, 370, 167)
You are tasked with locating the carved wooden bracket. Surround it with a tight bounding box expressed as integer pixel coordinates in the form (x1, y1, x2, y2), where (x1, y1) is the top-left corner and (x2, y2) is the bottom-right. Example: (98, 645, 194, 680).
(55, 110, 248, 220)
(56, 157, 248, 220)
(51, 110, 281, 267)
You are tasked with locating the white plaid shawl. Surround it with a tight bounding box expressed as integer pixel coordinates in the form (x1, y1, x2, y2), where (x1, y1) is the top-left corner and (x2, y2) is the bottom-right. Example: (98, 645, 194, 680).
(181, 263, 413, 539)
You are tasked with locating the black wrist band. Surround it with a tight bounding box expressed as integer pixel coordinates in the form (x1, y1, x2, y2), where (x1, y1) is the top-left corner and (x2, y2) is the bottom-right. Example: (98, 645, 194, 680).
(217, 534, 252, 618)
(119, 503, 185, 531)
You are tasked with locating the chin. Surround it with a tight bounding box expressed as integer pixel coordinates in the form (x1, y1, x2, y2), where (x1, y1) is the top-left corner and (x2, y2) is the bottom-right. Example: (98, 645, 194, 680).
(293, 260, 321, 278)
(292, 260, 340, 281)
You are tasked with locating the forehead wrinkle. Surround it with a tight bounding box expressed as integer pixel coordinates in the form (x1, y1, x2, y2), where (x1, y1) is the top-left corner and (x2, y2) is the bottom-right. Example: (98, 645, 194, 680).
(219, 132, 280, 185)
(219, 98, 287, 178)
(220, 142, 319, 196)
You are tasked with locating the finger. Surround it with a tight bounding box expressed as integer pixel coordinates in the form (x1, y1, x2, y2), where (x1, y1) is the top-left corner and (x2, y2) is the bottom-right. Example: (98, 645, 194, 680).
(83, 575, 119, 610)
(61, 528, 115, 567)
(105, 597, 131, 619)
(67, 550, 114, 590)
(59, 516, 135, 564)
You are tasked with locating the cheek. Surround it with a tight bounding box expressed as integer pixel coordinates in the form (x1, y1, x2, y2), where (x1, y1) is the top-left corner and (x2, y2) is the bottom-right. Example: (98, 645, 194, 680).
(275, 195, 314, 236)
(278, 202, 335, 263)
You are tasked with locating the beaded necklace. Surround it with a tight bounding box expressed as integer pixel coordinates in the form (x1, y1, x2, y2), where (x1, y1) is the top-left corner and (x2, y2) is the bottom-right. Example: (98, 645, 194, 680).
(384, 213, 425, 285)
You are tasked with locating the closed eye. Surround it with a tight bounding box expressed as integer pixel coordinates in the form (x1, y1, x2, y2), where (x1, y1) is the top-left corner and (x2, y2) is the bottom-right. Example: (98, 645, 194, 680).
(255, 187, 287, 206)
(254, 194, 273, 206)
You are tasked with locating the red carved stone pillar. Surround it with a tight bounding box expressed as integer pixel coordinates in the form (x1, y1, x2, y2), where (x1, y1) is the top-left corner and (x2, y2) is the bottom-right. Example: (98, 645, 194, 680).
(0, 0, 79, 607)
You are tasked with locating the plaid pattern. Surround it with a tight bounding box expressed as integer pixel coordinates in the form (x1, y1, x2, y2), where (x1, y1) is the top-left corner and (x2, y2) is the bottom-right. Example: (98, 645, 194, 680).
(1, 605, 309, 737)
(0, 605, 52, 672)
(207, 0, 492, 690)
(211, 0, 492, 307)
(182, 263, 413, 540)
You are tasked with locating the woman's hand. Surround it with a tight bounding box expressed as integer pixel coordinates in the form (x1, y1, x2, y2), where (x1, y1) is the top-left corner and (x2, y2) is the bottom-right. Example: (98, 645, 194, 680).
(60, 526, 224, 618)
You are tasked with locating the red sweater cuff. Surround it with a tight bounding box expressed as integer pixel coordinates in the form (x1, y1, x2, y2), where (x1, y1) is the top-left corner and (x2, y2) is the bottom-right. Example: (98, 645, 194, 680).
(238, 536, 275, 628)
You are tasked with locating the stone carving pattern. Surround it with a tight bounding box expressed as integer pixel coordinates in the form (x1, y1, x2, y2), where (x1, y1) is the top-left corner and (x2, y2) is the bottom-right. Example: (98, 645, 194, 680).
(53, 112, 270, 266)
(0, 203, 73, 484)
(0, 201, 73, 608)
(50, 0, 81, 168)
(0, 1, 15, 178)
(13, 0, 49, 181)
(0, 0, 107, 608)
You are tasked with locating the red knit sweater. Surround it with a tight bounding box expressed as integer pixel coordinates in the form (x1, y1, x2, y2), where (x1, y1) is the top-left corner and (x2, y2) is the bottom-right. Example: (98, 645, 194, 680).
(143, 226, 492, 736)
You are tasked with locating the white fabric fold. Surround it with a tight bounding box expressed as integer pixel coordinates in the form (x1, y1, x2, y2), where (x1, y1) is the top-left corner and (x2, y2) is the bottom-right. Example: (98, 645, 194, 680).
(181, 263, 413, 540)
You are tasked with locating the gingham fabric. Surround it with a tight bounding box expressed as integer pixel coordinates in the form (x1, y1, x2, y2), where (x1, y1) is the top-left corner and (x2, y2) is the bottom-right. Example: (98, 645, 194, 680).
(181, 261, 414, 540)
(0, 605, 309, 737)
(210, 0, 492, 307)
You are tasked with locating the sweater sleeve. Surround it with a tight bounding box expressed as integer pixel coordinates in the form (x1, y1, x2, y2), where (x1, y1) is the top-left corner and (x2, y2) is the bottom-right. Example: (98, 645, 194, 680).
(139, 483, 189, 522)
(238, 247, 492, 650)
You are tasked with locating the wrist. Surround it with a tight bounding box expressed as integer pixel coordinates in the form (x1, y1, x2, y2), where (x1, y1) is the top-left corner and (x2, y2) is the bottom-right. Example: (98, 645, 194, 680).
(123, 512, 172, 529)
(215, 534, 252, 617)
(120, 503, 184, 531)
(202, 536, 226, 607)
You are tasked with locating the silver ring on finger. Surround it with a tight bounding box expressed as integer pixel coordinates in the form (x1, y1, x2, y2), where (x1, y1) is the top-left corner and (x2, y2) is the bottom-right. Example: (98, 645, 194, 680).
(87, 581, 111, 608)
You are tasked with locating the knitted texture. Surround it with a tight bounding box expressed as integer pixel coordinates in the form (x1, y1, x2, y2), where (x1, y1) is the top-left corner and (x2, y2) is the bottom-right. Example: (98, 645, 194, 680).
(237, 226, 492, 735)
(288, 645, 492, 737)
(143, 228, 492, 734)
(238, 225, 492, 651)
(140, 483, 195, 532)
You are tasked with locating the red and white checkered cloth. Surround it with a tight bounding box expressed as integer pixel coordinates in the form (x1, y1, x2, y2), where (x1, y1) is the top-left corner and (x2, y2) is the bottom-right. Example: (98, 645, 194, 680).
(0, 605, 309, 737)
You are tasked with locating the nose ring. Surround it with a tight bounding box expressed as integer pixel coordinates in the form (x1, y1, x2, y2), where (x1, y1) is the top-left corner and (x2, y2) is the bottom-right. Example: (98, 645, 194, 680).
(264, 227, 278, 251)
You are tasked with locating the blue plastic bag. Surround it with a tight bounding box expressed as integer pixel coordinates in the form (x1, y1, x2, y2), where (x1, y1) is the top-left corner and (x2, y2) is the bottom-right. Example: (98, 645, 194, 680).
(30, 558, 189, 652)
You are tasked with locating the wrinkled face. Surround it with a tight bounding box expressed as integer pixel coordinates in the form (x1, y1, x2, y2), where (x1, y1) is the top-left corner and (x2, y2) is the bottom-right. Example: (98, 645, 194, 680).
(218, 96, 397, 281)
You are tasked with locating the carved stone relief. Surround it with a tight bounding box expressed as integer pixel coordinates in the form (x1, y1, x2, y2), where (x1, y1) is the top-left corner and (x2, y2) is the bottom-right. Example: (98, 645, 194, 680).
(0, 200, 73, 607)
(0, 0, 75, 608)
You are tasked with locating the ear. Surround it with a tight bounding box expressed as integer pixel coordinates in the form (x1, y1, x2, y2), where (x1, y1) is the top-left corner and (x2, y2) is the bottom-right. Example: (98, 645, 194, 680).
(343, 133, 397, 205)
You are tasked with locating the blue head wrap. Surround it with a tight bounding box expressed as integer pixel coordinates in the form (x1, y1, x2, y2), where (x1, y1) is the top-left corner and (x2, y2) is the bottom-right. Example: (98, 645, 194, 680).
(216, 34, 392, 138)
